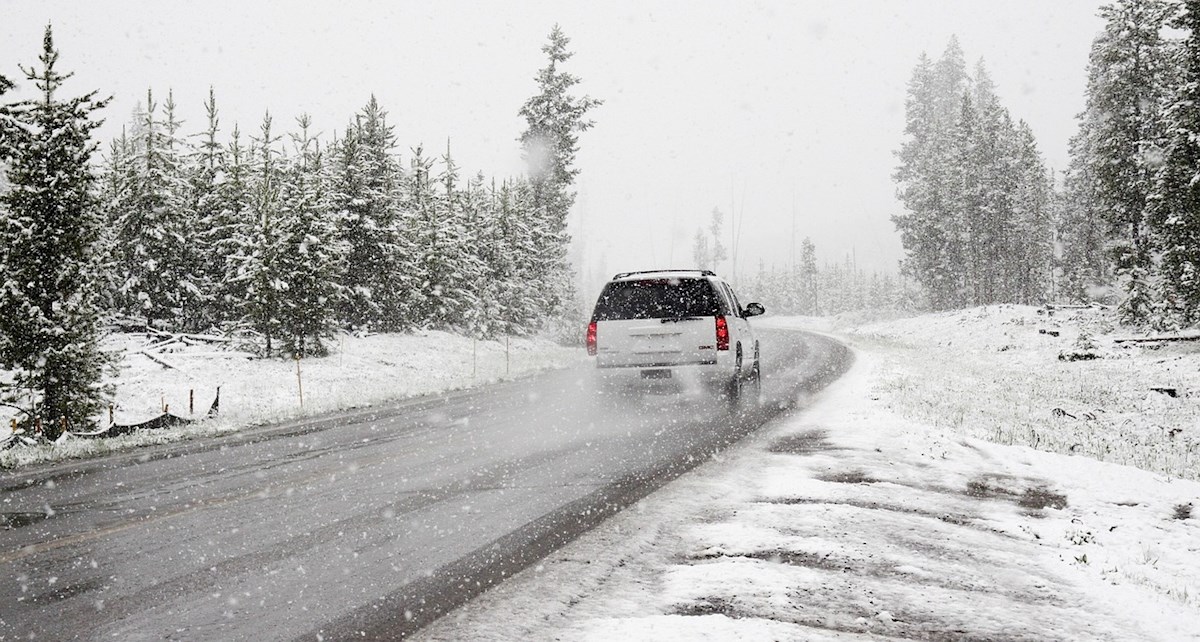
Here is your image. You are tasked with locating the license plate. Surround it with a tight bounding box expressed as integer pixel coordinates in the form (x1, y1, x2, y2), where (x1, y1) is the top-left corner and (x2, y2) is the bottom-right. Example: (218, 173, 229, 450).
(641, 369, 671, 379)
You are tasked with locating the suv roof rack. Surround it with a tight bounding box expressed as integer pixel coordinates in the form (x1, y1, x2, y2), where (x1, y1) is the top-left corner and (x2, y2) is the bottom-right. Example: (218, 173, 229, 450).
(611, 269, 716, 280)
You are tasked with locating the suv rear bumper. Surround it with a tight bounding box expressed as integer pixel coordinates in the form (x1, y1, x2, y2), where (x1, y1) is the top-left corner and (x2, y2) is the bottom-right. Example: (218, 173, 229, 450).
(592, 360, 734, 395)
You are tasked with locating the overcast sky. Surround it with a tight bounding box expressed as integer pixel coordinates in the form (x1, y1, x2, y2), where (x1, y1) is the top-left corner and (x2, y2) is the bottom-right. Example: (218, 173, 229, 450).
(2, 1, 1108, 295)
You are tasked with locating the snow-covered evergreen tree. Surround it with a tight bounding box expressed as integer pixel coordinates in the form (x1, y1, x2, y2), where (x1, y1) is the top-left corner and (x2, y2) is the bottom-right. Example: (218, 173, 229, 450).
(692, 208, 728, 272)
(1010, 121, 1054, 305)
(1058, 108, 1112, 303)
(469, 178, 538, 337)
(0, 26, 111, 434)
(457, 172, 496, 337)
(111, 88, 203, 330)
(948, 91, 983, 306)
(495, 178, 544, 333)
(189, 87, 232, 329)
(212, 125, 253, 327)
(798, 237, 819, 314)
(96, 129, 133, 313)
(893, 45, 964, 310)
(1083, 0, 1177, 322)
(895, 39, 1054, 311)
(407, 144, 481, 329)
(1151, 0, 1200, 326)
(331, 96, 410, 330)
(518, 25, 601, 322)
(233, 113, 286, 353)
(274, 115, 345, 355)
(967, 62, 1022, 305)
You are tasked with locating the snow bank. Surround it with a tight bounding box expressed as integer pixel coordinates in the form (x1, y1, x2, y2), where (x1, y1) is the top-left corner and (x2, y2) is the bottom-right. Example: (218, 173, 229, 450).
(778, 305, 1200, 481)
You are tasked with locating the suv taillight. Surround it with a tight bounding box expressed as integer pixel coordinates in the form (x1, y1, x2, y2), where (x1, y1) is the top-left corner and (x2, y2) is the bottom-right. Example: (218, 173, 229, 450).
(586, 321, 598, 355)
(715, 315, 729, 351)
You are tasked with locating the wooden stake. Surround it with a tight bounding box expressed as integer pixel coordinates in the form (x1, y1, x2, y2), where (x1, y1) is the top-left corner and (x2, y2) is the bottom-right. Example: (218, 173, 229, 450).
(109, 404, 114, 425)
(295, 353, 304, 409)
(505, 336, 510, 376)
(189, 389, 194, 415)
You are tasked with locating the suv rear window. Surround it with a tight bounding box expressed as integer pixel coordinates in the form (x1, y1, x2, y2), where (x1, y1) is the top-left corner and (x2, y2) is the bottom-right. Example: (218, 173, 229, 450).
(592, 278, 722, 321)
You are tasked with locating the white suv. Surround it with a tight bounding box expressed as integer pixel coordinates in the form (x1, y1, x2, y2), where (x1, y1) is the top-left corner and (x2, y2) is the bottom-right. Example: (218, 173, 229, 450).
(586, 270, 764, 403)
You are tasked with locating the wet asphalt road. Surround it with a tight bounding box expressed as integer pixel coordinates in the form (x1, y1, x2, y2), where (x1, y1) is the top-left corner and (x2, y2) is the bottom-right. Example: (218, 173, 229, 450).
(0, 328, 849, 641)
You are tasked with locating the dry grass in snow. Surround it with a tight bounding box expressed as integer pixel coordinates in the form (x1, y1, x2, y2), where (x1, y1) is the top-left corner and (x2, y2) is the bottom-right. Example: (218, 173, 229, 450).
(825, 305, 1200, 481)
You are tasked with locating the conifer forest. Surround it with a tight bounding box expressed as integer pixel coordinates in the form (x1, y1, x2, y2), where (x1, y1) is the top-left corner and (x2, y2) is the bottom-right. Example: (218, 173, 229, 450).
(4, 0, 1200, 433)
(0, 25, 599, 430)
(892, 0, 1200, 329)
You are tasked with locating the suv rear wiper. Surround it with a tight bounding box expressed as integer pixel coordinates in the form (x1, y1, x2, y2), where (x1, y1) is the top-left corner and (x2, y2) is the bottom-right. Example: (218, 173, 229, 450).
(660, 316, 702, 323)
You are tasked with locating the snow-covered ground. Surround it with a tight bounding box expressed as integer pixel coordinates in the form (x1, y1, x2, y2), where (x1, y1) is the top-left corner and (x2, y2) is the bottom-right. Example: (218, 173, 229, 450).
(0, 330, 583, 469)
(6, 306, 1198, 638)
(417, 307, 1200, 640)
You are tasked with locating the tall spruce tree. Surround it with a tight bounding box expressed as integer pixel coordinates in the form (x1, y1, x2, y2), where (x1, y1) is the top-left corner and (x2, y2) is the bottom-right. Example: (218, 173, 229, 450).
(190, 87, 230, 329)
(213, 125, 253, 327)
(234, 113, 286, 353)
(0, 26, 111, 435)
(1011, 121, 1054, 305)
(893, 42, 969, 310)
(417, 144, 482, 329)
(518, 25, 601, 321)
(967, 63, 1020, 305)
(1083, 0, 1177, 322)
(112, 89, 202, 329)
(1151, 0, 1200, 325)
(331, 96, 410, 330)
(1058, 111, 1110, 302)
(274, 115, 345, 355)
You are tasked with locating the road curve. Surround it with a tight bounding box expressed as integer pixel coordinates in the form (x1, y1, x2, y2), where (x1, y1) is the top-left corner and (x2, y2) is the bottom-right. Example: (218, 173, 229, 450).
(0, 328, 849, 640)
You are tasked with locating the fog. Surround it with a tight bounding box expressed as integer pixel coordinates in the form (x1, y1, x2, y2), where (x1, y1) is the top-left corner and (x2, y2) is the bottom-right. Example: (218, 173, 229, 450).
(1, 0, 1106, 297)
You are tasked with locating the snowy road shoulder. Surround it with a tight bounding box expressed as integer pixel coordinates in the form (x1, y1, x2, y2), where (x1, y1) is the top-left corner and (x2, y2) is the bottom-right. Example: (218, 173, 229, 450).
(417, 348, 1200, 641)
(1, 330, 584, 469)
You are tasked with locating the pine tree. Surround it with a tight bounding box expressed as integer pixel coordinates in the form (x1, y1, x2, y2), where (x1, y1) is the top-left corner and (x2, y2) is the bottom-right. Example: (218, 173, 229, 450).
(408, 143, 478, 328)
(948, 91, 984, 306)
(478, 178, 540, 336)
(234, 113, 286, 353)
(893, 42, 968, 310)
(96, 129, 134, 313)
(496, 178, 543, 333)
(518, 25, 601, 321)
(190, 87, 231, 329)
(457, 172, 496, 337)
(0, 71, 12, 138)
(896, 39, 1054, 311)
(967, 62, 1020, 305)
(421, 144, 482, 329)
(1010, 121, 1054, 305)
(1084, 0, 1177, 322)
(799, 237, 819, 314)
(1058, 113, 1110, 302)
(0, 26, 111, 435)
(274, 115, 345, 355)
(691, 208, 728, 271)
(111, 88, 202, 330)
(1151, 0, 1200, 325)
(213, 125, 253, 327)
(331, 96, 410, 330)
